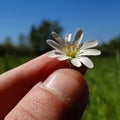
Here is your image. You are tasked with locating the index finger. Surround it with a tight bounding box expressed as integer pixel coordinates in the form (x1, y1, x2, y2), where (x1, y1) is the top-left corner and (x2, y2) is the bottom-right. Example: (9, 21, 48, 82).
(0, 52, 69, 89)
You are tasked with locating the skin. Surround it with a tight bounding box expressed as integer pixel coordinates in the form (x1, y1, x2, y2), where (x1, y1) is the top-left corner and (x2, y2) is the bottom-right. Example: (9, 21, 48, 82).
(0, 53, 89, 120)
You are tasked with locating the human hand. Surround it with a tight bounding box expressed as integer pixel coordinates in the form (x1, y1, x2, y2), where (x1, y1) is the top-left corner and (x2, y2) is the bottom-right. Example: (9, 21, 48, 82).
(0, 53, 89, 120)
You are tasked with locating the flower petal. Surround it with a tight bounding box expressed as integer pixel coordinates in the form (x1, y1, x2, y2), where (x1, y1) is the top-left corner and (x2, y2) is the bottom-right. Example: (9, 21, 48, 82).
(52, 32, 65, 46)
(65, 34, 72, 43)
(73, 29, 83, 48)
(74, 29, 83, 41)
(57, 55, 71, 61)
(71, 58, 82, 67)
(48, 51, 59, 58)
(78, 57, 94, 68)
(46, 39, 61, 50)
(80, 40, 98, 50)
(54, 50, 64, 55)
(77, 49, 101, 56)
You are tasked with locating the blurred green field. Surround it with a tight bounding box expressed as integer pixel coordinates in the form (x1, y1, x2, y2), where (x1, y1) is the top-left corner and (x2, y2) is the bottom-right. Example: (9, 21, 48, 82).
(0, 55, 120, 120)
(83, 55, 120, 120)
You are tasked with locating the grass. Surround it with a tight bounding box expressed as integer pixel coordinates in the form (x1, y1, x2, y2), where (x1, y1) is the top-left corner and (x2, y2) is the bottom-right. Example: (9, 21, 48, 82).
(0, 55, 33, 73)
(83, 55, 120, 120)
(0, 54, 120, 120)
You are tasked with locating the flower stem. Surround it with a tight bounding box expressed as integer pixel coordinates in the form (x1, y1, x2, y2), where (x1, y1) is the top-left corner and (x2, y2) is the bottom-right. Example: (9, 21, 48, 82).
(67, 59, 72, 68)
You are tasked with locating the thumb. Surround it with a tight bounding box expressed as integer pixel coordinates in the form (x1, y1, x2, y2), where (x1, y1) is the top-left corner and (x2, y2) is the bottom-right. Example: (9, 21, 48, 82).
(5, 69, 89, 120)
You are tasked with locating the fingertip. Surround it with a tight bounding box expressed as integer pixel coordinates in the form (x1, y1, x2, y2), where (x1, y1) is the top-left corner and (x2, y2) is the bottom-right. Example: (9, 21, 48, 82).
(41, 68, 89, 119)
(43, 68, 88, 101)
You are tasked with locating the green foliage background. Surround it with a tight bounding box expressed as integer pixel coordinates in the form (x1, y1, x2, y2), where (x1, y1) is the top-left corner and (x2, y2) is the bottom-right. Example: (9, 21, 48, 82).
(83, 54, 120, 120)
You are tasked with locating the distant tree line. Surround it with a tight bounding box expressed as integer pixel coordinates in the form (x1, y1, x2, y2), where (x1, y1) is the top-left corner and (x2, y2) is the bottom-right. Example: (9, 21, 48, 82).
(0, 19, 119, 57)
(99, 35, 120, 56)
(29, 20, 63, 55)
(0, 20, 63, 56)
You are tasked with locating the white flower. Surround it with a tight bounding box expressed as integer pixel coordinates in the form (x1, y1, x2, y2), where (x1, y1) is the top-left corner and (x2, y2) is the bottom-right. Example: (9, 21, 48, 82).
(46, 29, 101, 68)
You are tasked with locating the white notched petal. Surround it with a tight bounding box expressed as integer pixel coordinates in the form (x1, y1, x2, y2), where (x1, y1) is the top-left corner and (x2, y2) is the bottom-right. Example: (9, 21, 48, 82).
(71, 58, 82, 67)
(65, 34, 72, 42)
(46, 39, 61, 50)
(48, 52, 59, 58)
(57, 55, 71, 61)
(77, 49, 101, 56)
(73, 29, 83, 42)
(80, 40, 98, 50)
(78, 57, 94, 68)
(48, 50, 64, 58)
(54, 50, 64, 55)
(51, 32, 65, 46)
(73, 29, 83, 48)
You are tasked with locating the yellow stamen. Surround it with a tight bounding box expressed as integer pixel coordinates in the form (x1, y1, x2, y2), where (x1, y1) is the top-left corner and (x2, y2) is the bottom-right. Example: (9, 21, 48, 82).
(62, 45, 80, 58)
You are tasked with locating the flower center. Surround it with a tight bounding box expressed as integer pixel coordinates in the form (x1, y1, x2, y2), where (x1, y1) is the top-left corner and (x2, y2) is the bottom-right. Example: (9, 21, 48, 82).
(62, 45, 80, 58)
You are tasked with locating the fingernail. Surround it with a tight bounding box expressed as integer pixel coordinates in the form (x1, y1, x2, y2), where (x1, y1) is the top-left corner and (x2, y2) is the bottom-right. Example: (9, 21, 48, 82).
(43, 69, 87, 101)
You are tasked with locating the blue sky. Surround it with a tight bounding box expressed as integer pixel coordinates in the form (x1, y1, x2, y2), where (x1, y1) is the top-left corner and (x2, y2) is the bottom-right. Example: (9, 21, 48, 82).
(0, 0, 120, 44)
